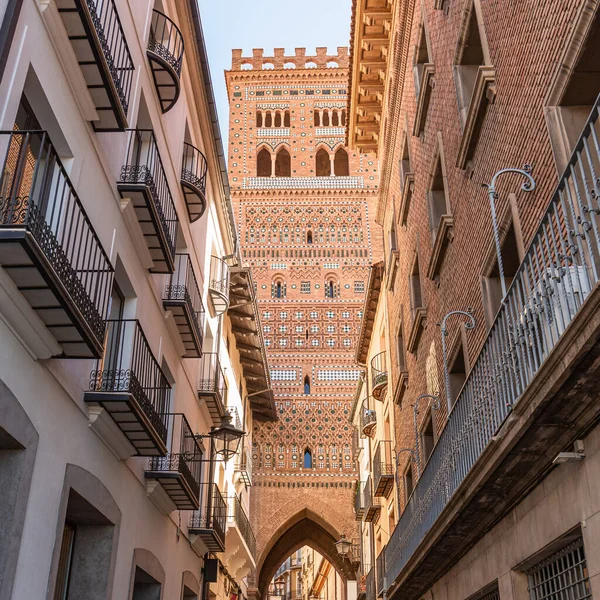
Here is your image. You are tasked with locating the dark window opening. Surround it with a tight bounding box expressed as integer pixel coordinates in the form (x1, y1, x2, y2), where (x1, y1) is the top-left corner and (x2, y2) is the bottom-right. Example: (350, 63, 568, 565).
(334, 148, 349, 176)
(275, 148, 291, 177)
(274, 112, 282, 128)
(420, 412, 435, 465)
(284, 111, 291, 127)
(399, 137, 412, 185)
(265, 112, 273, 127)
(303, 449, 313, 468)
(404, 462, 414, 502)
(257, 148, 271, 177)
(409, 256, 423, 316)
(413, 25, 431, 98)
(304, 376, 310, 394)
(427, 154, 447, 241)
(132, 566, 162, 600)
(316, 148, 330, 176)
(397, 325, 406, 371)
(448, 344, 467, 407)
(256, 111, 263, 128)
(307, 230, 313, 244)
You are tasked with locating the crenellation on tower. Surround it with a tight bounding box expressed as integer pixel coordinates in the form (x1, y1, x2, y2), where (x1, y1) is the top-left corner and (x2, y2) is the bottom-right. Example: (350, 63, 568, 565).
(230, 47, 349, 71)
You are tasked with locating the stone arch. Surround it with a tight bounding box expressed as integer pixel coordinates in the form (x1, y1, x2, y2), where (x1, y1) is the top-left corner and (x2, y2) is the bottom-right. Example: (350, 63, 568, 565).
(255, 507, 356, 599)
(181, 570, 200, 598)
(128, 548, 165, 600)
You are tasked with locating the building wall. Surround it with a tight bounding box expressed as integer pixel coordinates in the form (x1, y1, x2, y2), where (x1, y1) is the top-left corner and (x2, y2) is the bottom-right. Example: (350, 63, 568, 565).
(225, 49, 383, 583)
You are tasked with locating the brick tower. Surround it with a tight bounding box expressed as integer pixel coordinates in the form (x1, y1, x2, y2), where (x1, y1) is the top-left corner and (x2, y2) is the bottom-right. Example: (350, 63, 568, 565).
(225, 48, 381, 598)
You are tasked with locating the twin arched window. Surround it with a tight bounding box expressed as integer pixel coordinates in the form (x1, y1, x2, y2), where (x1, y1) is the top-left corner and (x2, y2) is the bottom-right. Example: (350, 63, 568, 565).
(256, 110, 290, 128)
(315, 148, 349, 176)
(257, 147, 291, 177)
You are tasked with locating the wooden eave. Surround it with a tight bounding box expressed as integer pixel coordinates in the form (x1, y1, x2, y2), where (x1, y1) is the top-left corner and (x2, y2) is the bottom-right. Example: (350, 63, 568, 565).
(355, 261, 385, 365)
(228, 267, 277, 421)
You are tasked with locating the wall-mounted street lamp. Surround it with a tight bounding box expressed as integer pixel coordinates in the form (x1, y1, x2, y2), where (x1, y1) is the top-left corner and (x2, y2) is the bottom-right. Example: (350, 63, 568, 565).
(335, 534, 353, 557)
(483, 165, 536, 298)
(210, 412, 245, 461)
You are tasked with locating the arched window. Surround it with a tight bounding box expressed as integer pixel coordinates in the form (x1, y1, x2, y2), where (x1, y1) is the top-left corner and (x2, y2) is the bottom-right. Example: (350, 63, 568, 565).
(304, 376, 310, 394)
(326, 279, 338, 298)
(274, 112, 282, 128)
(272, 279, 286, 298)
(332, 111, 339, 126)
(316, 148, 330, 176)
(303, 448, 313, 468)
(275, 148, 291, 176)
(313, 109, 320, 126)
(334, 148, 349, 176)
(265, 112, 273, 128)
(284, 110, 291, 127)
(256, 111, 263, 128)
(257, 148, 271, 177)
(307, 230, 313, 244)
(322, 111, 330, 126)
(341, 110, 347, 126)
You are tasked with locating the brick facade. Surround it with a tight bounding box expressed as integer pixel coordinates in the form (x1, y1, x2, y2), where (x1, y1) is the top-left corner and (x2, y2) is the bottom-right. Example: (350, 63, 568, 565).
(225, 49, 383, 594)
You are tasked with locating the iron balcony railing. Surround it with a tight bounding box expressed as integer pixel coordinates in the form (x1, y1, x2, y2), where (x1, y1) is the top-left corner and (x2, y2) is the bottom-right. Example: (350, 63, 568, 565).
(80, 0, 134, 117)
(119, 129, 177, 264)
(235, 443, 253, 485)
(209, 255, 231, 309)
(189, 483, 227, 547)
(385, 97, 600, 590)
(352, 427, 362, 460)
(357, 563, 370, 599)
(364, 476, 381, 522)
(89, 319, 170, 443)
(181, 142, 208, 215)
(164, 253, 205, 352)
(373, 440, 394, 497)
(366, 566, 375, 600)
(149, 10, 184, 79)
(370, 351, 388, 399)
(0, 130, 113, 352)
(146, 413, 202, 506)
(361, 399, 377, 437)
(198, 352, 227, 402)
(228, 494, 256, 558)
(376, 547, 386, 597)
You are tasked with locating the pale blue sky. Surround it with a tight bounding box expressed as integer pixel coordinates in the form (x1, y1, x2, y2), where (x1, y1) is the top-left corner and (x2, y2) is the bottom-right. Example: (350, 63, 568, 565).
(197, 0, 352, 139)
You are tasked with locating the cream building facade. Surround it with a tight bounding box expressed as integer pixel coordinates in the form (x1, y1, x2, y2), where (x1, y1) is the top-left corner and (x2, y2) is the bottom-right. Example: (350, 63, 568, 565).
(0, 0, 273, 599)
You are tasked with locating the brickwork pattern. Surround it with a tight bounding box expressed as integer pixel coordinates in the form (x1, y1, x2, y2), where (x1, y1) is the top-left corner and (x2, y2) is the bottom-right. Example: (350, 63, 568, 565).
(378, 0, 592, 511)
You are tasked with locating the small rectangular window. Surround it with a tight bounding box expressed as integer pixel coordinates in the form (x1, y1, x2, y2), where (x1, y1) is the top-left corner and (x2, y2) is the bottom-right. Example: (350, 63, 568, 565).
(301, 281, 311, 294)
(354, 281, 365, 293)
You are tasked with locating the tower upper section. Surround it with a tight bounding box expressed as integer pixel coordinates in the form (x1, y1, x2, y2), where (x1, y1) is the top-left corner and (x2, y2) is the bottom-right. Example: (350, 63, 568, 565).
(225, 48, 379, 193)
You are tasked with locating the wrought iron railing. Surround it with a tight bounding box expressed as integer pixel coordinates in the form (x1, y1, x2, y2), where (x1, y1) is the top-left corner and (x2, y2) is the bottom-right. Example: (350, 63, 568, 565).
(235, 443, 253, 480)
(385, 96, 600, 590)
(82, 0, 134, 115)
(370, 351, 388, 396)
(228, 494, 256, 558)
(376, 547, 386, 597)
(119, 129, 177, 262)
(147, 413, 202, 498)
(148, 10, 184, 78)
(164, 253, 205, 345)
(209, 255, 231, 298)
(198, 352, 227, 403)
(181, 142, 208, 197)
(89, 319, 170, 443)
(361, 400, 377, 437)
(189, 483, 227, 545)
(373, 440, 394, 492)
(366, 566, 375, 600)
(0, 130, 113, 346)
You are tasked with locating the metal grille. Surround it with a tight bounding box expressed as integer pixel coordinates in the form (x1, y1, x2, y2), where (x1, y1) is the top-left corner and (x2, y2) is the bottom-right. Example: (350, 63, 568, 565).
(527, 539, 592, 600)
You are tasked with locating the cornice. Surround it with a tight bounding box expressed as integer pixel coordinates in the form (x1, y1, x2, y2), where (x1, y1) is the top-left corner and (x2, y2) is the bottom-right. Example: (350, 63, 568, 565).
(230, 188, 379, 199)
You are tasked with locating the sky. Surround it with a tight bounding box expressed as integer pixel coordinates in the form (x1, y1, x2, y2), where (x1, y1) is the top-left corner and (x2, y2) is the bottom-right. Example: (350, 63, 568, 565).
(197, 0, 352, 140)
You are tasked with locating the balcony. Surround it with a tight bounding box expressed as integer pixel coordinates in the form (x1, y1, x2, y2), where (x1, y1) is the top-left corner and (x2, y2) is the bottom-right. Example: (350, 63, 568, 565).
(354, 481, 367, 520)
(357, 564, 370, 600)
(84, 319, 170, 457)
(376, 548, 386, 598)
(181, 142, 208, 222)
(226, 494, 256, 562)
(235, 443, 253, 486)
(56, 0, 134, 130)
(373, 440, 394, 498)
(0, 131, 113, 358)
(145, 413, 202, 513)
(363, 476, 381, 522)
(198, 352, 227, 424)
(352, 427, 363, 461)
(147, 10, 184, 113)
(361, 399, 377, 438)
(189, 483, 227, 553)
(163, 254, 204, 357)
(371, 351, 388, 400)
(208, 256, 231, 316)
(384, 97, 600, 600)
(366, 566, 375, 600)
(117, 129, 178, 273)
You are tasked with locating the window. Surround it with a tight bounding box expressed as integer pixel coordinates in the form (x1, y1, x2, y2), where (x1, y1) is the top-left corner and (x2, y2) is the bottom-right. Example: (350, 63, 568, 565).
(396, 324, 407, 372)
(284, 110, 291, 127)
(448, 343, 467, 407)
(409, 254, 423, 316)
(256, 111, 263, 127)
(454, 2, 485, 126)
(427, 152, 449, 242)
(481, 220, 522, 328)
(265, 111, 272, 127)
(403, 461, 414, 502)
(272, 280, 286, 298)
(316, 148, 330, 176)
(413, 23, 432, 99)
(307, 230, 313, 244)
(354, 280, 365, 293)
(325, 279, 338, 298)
(527, 538, 591, 600)
(420, 411, 435, 465)
(304, 376, 311, 394)
(399, 135, 412, 185)
(413, 19, 435, 136)
(546, 6, 600, 171)
(301, 281, 311, 294)
(132, 565, 162, 600)
(303, 448, 313, 468)
(275, 148, 291, 177)
(334, 148, 349, 176)
(257, 148, 271, 176)
(274, 111, 282, 127)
